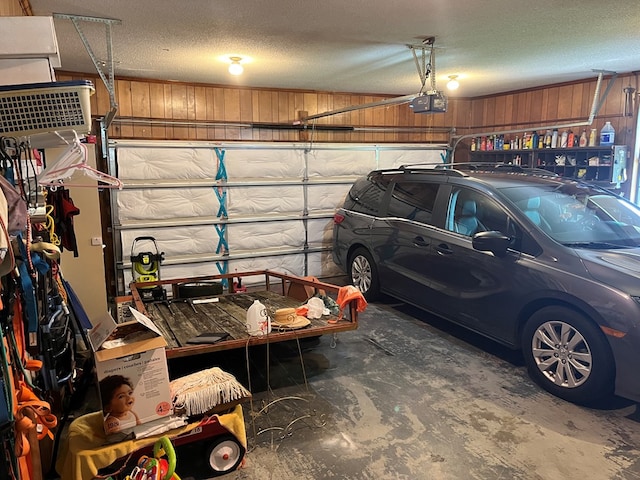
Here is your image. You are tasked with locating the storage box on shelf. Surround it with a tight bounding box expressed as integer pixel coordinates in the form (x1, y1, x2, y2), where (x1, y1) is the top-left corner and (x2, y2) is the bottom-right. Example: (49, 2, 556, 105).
(470, 145, 628, 184)
(0, 80, 95, 147)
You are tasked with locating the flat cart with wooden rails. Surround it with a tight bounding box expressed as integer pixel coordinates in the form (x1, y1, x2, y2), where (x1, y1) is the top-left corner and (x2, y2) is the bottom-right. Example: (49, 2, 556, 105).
(126, 270, 360, 359)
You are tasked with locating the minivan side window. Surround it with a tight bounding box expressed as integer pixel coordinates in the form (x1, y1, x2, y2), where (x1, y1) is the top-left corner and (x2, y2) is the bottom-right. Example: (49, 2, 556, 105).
(446, 187, 541, 256)
(387, 181, 439, 226)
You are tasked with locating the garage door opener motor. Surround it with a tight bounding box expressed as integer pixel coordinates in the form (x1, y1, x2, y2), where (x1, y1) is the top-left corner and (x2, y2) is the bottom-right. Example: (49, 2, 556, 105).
(130, 236, 166, 302)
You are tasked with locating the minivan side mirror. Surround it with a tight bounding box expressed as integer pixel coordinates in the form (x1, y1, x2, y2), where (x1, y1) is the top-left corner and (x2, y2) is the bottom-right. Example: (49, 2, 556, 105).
(472, 231, 511, 257)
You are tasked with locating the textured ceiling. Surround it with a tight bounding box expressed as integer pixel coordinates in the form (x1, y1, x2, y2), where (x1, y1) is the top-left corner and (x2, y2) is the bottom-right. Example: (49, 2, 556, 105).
(29, 0, 640, 98)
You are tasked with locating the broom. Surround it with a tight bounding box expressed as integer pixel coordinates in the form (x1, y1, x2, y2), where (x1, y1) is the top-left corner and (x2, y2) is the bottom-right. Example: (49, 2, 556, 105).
(170, 367, 251, 417)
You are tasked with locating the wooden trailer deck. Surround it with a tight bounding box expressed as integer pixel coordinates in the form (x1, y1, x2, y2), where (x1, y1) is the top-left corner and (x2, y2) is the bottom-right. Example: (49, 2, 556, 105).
(129, 270, 360, 359)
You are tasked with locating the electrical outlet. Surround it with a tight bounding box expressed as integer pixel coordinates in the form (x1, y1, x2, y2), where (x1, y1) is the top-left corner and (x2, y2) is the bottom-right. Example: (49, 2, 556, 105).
(91, 237, 102, 246)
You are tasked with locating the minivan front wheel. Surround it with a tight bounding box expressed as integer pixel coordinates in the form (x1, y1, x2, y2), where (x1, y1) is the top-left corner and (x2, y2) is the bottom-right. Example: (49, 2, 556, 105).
(522, 306, 614, 405)
(348, 248, 379, 301)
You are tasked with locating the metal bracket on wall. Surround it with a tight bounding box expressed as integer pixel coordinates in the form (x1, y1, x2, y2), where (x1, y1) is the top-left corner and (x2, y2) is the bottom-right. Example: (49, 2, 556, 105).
(53, 13, 121, 129)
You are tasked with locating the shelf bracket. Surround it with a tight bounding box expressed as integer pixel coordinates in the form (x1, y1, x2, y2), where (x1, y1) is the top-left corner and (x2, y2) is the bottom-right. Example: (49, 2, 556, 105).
(53, 13, 121, 129)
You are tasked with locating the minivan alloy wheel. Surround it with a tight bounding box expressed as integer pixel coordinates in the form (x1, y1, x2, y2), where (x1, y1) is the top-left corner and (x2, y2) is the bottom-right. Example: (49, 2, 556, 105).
(348, 247, 380, 300)
(351, 255, 371, 292)
(531, 320, 592, 388)
(522, 305, 614, 405)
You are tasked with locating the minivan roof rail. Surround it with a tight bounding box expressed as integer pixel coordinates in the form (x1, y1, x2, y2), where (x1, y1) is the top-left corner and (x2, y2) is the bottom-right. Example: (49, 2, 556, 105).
(378, 165, 467, 177)
(397, 162, 559, 176)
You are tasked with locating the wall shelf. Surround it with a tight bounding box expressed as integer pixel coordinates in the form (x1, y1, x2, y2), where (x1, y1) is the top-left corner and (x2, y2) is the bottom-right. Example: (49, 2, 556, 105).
(470, 145, 628, 184)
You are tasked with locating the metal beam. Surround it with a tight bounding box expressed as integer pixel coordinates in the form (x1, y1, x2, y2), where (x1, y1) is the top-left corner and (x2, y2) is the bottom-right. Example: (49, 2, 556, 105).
(53, 13, 121, 128)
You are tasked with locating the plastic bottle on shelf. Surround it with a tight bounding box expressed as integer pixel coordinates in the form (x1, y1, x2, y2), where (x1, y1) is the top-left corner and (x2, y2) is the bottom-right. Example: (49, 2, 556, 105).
(589, 128, 597, 147)
(471, 137, 477, 151)
(579, 130, 588, 147)
(567, 131, 575, 148)
(600, 122, 615, 146)
(551, 129, 559, 148)
(560, 130, 569, 148)
(246, 299, 271, 336)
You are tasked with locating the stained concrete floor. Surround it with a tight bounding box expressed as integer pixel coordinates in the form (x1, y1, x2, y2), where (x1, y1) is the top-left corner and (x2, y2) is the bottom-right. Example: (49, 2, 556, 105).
(174, 296, 640, 480)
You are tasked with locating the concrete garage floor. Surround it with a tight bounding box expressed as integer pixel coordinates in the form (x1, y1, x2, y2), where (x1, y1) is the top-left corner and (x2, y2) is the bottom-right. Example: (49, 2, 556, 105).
(184, 297, 640, 480)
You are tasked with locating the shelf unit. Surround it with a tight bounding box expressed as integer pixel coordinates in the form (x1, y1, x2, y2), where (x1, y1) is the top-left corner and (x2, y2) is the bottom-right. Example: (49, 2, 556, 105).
(470, 145, 627, 184)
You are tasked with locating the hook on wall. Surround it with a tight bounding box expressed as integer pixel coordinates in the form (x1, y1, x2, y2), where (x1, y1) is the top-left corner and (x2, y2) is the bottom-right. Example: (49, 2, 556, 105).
(624, 85, 636, 117)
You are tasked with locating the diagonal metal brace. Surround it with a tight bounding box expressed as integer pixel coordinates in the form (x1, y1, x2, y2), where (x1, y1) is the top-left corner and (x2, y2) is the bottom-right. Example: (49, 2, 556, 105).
(53, 13, 121, 128)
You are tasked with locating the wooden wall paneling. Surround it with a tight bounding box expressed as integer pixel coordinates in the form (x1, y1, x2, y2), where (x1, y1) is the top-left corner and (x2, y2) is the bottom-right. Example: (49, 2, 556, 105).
(383, 103, 395, 142)
(503, 95, 514, 127)
(130, 81, 151, 139)
(238, 89, 253, 140)
(494, 95, 507, 127)
(470, 97, 484, 130)
(569, 83, 584, 121)
(163, 84, 174, 139)
(203, 87, 216, 140)
(186, 84, 197, 140)
(194, 85, 208, 141)
(115, 79, 133, 138)
(556, 85, 574, 121)
(0, 0, 24, 15)
(259, 90, 275, 141)
(276, 91, 290, 141)
(516, 92, 531, 127)
(529, 90, 543, 124)
(148, 82, 167, 139)
(348, 95, 361, 142)
(212, 87, 225, 139)
(363, 96, 375, 142)
(52, 69, 628, 148)
(168, 83, 188, 139)
(482, 98, 494, 127)
(372, 102, 385, 144)
(302, 92, 317, 120)
(578, 80, 593, 119)
(397, 99, 410, 143)
(545, 86, 559, 122)
(224, 88, 241, 140)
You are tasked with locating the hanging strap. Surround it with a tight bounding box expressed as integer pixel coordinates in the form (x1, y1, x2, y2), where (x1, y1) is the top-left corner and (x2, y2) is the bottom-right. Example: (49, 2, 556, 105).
(16, 234, 38, 334)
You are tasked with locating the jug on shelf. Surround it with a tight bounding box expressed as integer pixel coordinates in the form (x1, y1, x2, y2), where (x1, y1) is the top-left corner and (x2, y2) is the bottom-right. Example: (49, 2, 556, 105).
(246, 299, 271, 336)
(600, 122, 615, 146)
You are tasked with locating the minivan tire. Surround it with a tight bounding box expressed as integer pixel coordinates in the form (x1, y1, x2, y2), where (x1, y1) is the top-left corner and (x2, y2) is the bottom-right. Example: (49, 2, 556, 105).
(522, 306, 614, 405)
(348, 247, 380, 301)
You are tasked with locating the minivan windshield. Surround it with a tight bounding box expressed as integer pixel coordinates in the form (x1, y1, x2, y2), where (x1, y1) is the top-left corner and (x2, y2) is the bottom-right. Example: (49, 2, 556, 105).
(500, 183, 640, 248)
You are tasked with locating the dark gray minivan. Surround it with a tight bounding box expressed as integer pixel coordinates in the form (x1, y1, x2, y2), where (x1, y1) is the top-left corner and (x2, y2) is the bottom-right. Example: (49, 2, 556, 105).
(332, 165, 640, 405)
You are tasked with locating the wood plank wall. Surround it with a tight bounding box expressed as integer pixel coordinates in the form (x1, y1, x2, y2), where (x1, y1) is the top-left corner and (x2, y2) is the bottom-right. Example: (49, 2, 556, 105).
(0, 0, 27, 16)
(56, 71, 635, 156)
(56, 71, 467, 144)
(467, 73, 636, 146)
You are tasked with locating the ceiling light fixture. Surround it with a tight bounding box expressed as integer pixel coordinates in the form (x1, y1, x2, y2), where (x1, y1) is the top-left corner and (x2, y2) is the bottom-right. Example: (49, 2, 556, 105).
(228, 56, 244, 75)
(447, 75, 459, 90)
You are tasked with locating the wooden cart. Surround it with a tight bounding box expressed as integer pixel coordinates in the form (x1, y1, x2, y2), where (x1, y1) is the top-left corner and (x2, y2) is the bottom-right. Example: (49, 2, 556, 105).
(127, 270, 359, 359)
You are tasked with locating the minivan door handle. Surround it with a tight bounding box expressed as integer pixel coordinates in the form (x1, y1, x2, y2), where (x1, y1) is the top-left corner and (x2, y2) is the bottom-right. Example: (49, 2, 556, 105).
(413, 236, 430, 247)
(435, 243, 453, 255)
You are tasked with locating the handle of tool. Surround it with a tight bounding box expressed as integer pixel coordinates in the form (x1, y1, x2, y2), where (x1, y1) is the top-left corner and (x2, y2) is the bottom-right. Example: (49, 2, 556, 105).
(191, 297, 220, 305)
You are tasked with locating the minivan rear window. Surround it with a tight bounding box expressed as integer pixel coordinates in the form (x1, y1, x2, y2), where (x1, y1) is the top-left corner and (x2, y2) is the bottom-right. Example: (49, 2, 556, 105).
(345, 174, 391, 215)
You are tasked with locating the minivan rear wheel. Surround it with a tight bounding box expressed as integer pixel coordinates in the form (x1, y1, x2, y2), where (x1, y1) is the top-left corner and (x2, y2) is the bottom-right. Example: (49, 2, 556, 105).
(522, 306, 614, 405)
(348, 247, 379, 301)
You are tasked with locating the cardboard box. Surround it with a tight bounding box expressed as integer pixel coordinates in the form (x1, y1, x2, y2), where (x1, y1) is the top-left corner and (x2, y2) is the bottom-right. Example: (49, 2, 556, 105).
(89, 307, 172, 436)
